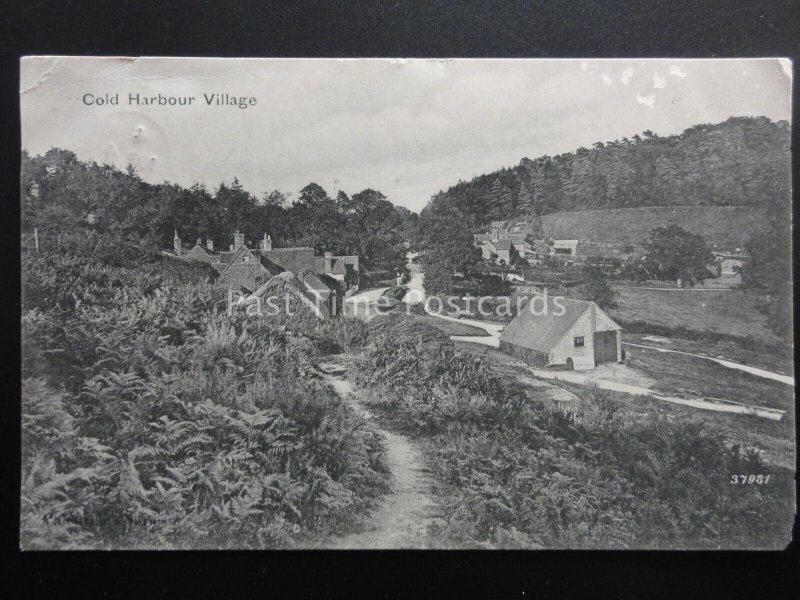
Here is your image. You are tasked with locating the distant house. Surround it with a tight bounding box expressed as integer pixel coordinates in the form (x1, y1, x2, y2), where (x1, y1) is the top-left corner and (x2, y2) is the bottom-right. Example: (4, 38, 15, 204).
(216, 243, 277, 291)
(480, 239, 498, 261)
(493, 238, 515, 264)
(185, 238, 217, 263)
(314, 252, 360, 287)
(499, 297, 622, 370)
(711, 252, 749, 276)
(262, 246, 316, 275)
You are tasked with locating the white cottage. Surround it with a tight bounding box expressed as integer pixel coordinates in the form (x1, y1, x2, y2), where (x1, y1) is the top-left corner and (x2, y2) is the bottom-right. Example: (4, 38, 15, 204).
(499, 297, 622, 370)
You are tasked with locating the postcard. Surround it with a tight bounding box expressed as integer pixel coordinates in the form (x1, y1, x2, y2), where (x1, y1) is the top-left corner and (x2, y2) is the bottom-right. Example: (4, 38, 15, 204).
(20, 56, 794, 549)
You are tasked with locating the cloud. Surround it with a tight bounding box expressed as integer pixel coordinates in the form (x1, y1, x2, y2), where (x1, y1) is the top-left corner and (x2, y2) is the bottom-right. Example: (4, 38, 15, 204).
(669, 65, 687, 79)
(653, 73, 667, 89)
(621, 67, 634, 85)
(601, 73, 613, 85)
(636, 93, 656, 108)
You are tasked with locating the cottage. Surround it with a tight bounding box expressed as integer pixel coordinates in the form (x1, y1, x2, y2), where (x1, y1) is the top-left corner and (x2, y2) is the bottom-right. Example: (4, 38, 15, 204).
(172, 230, 354, 314)
(499, 297, 622, 370)
(493, 238, 516, 264)
(314, 252, 360, 287)
(216, 243, 277, 291)
(480, 239, 498, 261)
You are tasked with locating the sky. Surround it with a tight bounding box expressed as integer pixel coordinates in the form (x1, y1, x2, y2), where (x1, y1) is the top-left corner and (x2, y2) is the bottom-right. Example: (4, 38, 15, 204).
(20, 57, 792, 213)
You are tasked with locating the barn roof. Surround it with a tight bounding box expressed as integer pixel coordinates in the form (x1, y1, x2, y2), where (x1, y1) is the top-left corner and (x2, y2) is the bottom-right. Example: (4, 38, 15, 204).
(500, 297, 616, 353)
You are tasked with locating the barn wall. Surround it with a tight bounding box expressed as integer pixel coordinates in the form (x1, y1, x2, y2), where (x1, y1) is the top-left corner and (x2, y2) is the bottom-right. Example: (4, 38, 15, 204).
(499, 341, 549, 367)
(550, 309, 595, 370)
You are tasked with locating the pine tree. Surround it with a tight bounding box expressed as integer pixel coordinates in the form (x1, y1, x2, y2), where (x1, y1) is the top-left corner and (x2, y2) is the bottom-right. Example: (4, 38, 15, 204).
(516, 180, 534, 216)
(489, 178, 513, 219)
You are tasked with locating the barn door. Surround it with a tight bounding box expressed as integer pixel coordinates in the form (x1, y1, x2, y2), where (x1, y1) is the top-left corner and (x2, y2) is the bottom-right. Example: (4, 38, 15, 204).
(593, 331, 617, 364)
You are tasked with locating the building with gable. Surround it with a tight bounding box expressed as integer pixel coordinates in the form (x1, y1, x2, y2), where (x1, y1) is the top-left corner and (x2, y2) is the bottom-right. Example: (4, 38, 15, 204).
(499, 296, 622, 370)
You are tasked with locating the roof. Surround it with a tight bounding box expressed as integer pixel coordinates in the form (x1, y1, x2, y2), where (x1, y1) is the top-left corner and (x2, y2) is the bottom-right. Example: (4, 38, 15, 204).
(494, 239, 513, 251)
(261, 247, 316, 275)
(500, 297, 618, 353)
(303, 270, 334, 295)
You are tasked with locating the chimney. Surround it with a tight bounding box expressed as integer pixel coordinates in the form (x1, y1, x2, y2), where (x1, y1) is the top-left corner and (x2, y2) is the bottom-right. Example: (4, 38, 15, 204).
(173, 229, 182, 256)
(206, 239, 214, 252)
(233, 230, 245, 250)
(260, 232, 272, 252)
(324, 251, 333, 273)
(196, 237, 202, 247)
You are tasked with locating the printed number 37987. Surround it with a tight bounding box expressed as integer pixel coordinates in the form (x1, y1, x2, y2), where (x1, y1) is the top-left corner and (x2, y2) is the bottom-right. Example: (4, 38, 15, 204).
(730, 474, 770, 484)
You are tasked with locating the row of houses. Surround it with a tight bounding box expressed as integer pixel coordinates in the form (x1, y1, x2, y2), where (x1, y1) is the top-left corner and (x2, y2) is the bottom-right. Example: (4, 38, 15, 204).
(170, 230, 359, 318)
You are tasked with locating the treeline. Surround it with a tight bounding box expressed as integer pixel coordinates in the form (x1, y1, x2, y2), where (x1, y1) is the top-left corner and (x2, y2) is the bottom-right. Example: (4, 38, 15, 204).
(422, 116, 790, 227)
(22, 149, 418, 272)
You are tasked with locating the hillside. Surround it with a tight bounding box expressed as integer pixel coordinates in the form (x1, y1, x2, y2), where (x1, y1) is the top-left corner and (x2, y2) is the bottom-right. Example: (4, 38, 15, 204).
(541, 206, 769, 248)
(422, 116, 790, 231)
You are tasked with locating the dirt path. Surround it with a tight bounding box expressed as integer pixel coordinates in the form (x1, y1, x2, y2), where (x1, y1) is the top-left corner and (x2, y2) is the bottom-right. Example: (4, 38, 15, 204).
(527, 366, 786, 420)
(317, 359, 437, 549)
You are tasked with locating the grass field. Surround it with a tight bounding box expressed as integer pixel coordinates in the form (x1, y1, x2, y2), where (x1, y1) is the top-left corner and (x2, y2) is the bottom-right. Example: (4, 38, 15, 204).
(609, 287, 782, 345)
(541, 206, 769, 247)
(628, 345, 795, 413)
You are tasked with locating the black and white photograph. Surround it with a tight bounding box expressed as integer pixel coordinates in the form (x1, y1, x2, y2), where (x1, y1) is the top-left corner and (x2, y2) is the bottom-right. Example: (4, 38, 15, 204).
(19, 56, 794, 550)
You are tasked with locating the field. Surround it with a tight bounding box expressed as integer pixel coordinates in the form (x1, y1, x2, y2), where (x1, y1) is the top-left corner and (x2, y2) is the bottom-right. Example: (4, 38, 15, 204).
(541, 205, 769, 247)
(628, 346, 794, 412)
(608, 287, 782, 345)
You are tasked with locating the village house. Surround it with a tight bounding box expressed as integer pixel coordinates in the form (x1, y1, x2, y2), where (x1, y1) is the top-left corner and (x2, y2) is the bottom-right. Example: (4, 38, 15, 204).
(314, 252, 360, 287)
(479, 238, 517, 264)
(499, 297, 622, 370)
(711, 251, 749, 277)
(171, 229, 352, 317)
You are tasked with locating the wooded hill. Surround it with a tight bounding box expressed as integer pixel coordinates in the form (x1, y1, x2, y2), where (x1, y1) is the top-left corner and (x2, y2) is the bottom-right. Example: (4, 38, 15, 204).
(422, 116, 791, 229)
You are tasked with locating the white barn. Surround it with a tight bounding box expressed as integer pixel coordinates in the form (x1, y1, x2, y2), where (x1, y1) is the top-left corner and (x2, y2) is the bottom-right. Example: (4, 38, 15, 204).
(499, 297, 622, 370)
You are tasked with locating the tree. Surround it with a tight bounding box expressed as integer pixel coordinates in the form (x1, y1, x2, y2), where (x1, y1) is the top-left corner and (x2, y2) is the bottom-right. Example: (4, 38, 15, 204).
(418, 212, 481, 295)
(516, 180, 534, 216)
(488, 178, 513, 220)
(643, 225, 713, 286)
(578, 267, 617, 309)
(743, 211, 792, 340)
